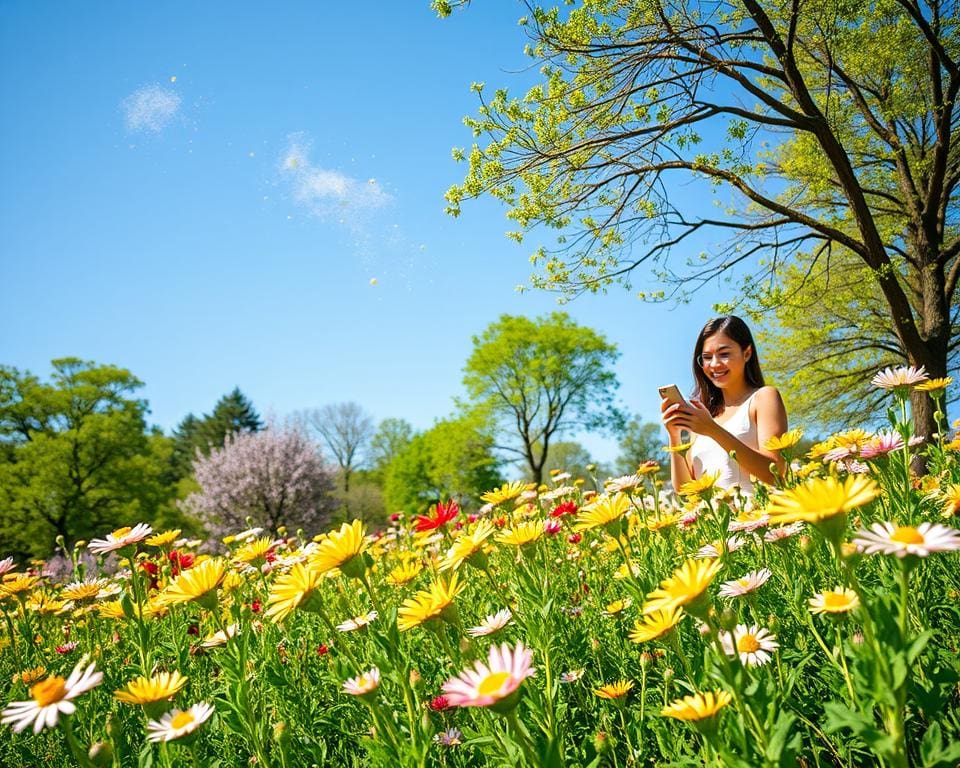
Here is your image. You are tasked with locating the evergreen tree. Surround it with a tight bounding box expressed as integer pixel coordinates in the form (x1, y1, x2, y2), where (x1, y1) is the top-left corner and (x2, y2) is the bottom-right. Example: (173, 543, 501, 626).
(171, 388, 262, 478)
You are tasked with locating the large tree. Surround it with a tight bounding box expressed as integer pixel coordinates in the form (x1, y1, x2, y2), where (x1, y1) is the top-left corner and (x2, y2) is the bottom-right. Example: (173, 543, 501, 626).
(171, 388, 263, 478)
(302, 402, 374, 506)
(368, 417, 415, 479)
(383, 415, 502, 515)
(441, 0, 960, 438)
(462, 312, 623, 485)
(181, 424, 337, 540)
(0, 359, 173, 557)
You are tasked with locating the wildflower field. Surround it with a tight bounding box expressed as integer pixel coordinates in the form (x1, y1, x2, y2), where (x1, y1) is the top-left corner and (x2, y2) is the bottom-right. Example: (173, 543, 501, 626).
(2, 373, 959, 768)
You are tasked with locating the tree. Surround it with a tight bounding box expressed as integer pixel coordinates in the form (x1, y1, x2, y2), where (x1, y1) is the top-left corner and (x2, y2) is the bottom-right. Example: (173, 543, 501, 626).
(616, 417, 665, 475)
(369, 418, 415, 478)
(462, 312, 623, 484)
(0, 359, 173, 558)
(739, 249, 959, 430)
(442, 0, 959, 439)
(181, 424, 337, 540)
(541, 440, 596, 482)
(303, 402, 374, 505)
(171, 388, 262, 478)
(383, 415, 502, 515)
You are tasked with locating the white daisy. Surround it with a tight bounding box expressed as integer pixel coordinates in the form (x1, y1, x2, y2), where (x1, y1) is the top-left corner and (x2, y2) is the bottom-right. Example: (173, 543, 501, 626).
(88, 524, 153, 555)
(201, 624, 239, 648)
(1, 656, 103, 733)
(0, 557, 15, 576)
(605, 474, 644, 492)
(146, 702, 215, 743)
(559, 669, 585, 683)
(871, 365, 928, 391)
(728, 513, 770, 533)
(764, 522, 805, 543)
(336, 611, 378, 632)
(343, 667, 380, 697)
(852, 522, 960, 558)
(466, 608, 513, 638)
(719, 624, 779, 667)
(717, 568, 772, 598)
(696, 535, 746, 559)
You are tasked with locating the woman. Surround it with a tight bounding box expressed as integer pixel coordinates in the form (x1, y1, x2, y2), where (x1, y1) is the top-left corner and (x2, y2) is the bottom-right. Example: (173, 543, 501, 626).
(662, 316, 788, 494)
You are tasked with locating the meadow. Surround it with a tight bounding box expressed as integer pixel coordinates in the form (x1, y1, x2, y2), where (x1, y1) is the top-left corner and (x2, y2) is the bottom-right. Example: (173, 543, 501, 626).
(1, 369, 958, 767)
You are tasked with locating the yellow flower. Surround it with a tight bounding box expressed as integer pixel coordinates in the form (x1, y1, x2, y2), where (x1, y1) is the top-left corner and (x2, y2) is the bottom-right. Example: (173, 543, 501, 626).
(386, 559, 424, 586)
(661, 690, 732, 721)
(808, 587, 859, 615)
(643, 559, 721, 616)
(945, 436, 960, 452)
(574, 493, 631, 532)
(0, 574, 37, 598)
(647, 513, 680, 532)
(605, 598, 632, 615)
(158, 558, 226, 609)
(14, 667, 47, 685)
(678, 473, 720, 499)
(664, 442, 692, 454)
(938, 484, 960, 518)
(594, 680, 633, 699)
(232, 537, 275, 567)
(764, 428, 803, 452)
(629, 607, 683, 643)
(265, 562, 326, 623)
(397, 573, 465, 632)
(495, 520, 543, 547)
(309, 520, 368, 576)
(115, 671, 188, 705)
(766, 476, 880, 525)
(61, 579, 108, 603)
(913, 376, 952, 393)
(439, 520, 496, 571)
(480, 481, 534, 506)
(146, 529, 182, 548)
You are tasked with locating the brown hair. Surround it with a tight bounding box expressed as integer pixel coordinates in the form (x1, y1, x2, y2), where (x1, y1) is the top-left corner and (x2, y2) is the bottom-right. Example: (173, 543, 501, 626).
(692, 316, 765, 416)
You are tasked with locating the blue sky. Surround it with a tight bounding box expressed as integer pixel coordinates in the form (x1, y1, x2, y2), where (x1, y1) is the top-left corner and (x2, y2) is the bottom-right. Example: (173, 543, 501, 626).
(1, 1, 737, 465)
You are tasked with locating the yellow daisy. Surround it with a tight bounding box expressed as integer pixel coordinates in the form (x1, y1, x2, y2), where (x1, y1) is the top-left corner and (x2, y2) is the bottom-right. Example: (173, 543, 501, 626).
(574, 493, 631, 532)
(115, 670, 188, 706)
(808, 587, 859, 615)
(764, 428, 803, 452)
(643, 559, 721, 616)
(662, 690, 732, 721)
(914, 376, 953, 393)
(157, 558, 226, 610)
(386, 559, 424, 586)
(629, 607, 683, 643)
(397, 573, 465, 632)
(495, 520, 543, 548)
(664, 442, 693, 454)
(766, 476, 880, 525)
(309, 520, 368, 577)
(0, 574, 37, 598)
(480, 481, 534, 507)
(594, 680, 633, 700)
(61, 579, 108, 603)
(678, 473, 720, 499)
(938, 484, 960, 518)
(439, 520, 496, 571)
(146, 529, 182, 548)
(264, 562, 326, 623)
(232, 537, 275, 568)
(604, 598, 632, 616)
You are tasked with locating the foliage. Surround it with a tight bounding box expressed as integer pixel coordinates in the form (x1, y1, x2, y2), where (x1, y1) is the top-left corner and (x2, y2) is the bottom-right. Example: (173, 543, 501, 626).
(369, 418, 415, 480)
(462, 312, 623, 484)
(443, 0, 959, 437)
(383, 414, 502, 514)
(2, 376, 959, 767)
(616, 416, 665, 475)
(181, 423, 337, 539)
(171, 388, 263, 478)
(540, 439, 596, 482)
(0, 359, 174, 558)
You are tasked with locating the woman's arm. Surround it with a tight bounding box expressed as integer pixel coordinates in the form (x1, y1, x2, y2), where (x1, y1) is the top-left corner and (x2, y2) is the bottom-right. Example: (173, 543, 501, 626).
(661, 399, 695, 490)
(696, 387, 787, 485)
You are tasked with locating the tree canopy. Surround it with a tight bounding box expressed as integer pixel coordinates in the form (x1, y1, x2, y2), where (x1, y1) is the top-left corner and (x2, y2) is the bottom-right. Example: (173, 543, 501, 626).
(462, 312, 622, 484)
(442, 0, 959, 436)
(172, 387, 263, 477)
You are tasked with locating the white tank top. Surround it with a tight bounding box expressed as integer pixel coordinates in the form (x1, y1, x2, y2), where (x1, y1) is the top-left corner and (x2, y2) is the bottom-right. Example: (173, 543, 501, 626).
(688, 390, 759, 495)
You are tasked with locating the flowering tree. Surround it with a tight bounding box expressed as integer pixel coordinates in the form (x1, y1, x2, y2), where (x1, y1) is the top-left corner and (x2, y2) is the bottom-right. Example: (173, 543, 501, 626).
(181, 425, 337, 539)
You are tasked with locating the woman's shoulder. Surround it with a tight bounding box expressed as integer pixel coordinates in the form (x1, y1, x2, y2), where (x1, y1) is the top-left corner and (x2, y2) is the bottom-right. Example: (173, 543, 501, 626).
(750, 386, 786, 414)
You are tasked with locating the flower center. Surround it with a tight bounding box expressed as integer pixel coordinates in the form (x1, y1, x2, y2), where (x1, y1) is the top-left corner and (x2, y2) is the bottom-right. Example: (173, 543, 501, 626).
(823, 592, 849, 609)
(31, 675, 67, 706)
(890, 526, 924, 545)
(111, 526, 132, 539)
(737, 634, 761, 653)
(477, 671, 511, 697)
(171, 711, 195, 729)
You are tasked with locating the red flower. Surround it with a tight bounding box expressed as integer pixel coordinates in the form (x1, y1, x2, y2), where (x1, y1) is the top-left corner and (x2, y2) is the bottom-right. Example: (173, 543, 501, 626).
(467, 514, 478, 523)
(389, 512, 403, 523)
(493, 516, 508, 528)
(316, 643, 330, 656)
(168, 550, 195, 576)
(140, 561, 160, 590)
(545, 519, 562, 536)
(551, 501, 578, 518)
(251, 599, 262, 614)
(428, 695, 451, 711)
(414, 499, 460, 532)
(567, 532, 582, 544)
(187, 624, 200, 636)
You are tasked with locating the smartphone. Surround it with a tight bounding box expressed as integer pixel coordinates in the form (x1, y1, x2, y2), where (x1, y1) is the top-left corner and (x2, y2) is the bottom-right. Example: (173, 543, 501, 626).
(658, 384, 686, 405)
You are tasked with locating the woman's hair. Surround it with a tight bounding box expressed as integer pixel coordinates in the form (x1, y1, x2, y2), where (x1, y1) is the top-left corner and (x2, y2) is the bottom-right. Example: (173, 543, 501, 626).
(692, 316, 765, 416)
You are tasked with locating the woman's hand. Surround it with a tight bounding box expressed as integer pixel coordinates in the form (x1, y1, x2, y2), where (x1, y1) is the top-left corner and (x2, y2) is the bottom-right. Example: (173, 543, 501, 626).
(661, 397, 718, 439)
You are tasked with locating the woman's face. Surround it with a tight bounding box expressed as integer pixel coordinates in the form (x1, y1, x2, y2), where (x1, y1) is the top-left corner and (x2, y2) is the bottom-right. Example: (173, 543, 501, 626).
(698, 331, 751, 388)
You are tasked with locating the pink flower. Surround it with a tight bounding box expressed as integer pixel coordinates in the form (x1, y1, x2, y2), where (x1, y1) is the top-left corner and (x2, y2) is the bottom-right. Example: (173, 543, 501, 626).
(544, 519, 563, 536)
(441, 641, 536, 710)
(858, 432, 903, 459)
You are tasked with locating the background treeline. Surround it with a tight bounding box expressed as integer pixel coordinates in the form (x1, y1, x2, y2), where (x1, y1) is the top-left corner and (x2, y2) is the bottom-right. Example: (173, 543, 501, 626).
(0, 313, 668, 559)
